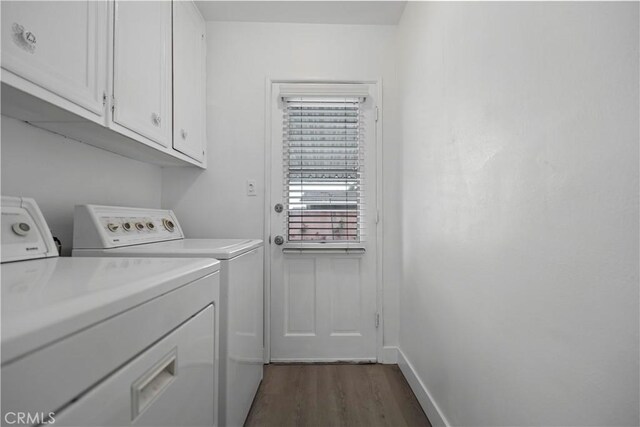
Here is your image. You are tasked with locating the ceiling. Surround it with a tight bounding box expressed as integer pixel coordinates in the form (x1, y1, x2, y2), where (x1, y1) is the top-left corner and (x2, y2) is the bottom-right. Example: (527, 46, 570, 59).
(194, 1, 407, 25)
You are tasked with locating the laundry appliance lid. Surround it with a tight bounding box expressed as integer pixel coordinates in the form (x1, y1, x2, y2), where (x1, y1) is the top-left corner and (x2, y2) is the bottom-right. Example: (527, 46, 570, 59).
(91, 238, 263, 260)
(1, 256, 219, 363)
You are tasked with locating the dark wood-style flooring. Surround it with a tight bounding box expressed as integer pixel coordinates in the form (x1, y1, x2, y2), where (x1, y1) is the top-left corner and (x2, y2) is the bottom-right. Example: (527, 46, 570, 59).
(245, 364, 432, 427)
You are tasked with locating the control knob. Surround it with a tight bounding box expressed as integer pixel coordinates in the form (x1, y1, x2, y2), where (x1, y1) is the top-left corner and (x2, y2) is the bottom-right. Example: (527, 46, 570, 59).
(135, 222, 145, 231)
(122, 222, 133, 232)
(11, 222, 30, 236)
(107, 223, 120, 232)
(162, 218, 175, 232)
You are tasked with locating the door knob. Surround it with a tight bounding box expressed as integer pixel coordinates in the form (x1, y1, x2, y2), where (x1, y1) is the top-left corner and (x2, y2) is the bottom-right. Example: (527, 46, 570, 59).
(274, 235, 284, 245)
(274, 203, 283, 213)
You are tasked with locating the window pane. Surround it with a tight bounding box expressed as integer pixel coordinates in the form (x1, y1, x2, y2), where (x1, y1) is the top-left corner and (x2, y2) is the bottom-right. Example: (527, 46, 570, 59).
(284, 98, 364, 242)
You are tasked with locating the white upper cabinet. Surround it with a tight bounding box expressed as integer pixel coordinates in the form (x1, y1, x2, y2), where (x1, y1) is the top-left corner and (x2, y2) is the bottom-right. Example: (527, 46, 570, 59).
(0, 0, 207, 168)
(112, 1, 172, 148)
(173, 1, 207, 163)
(1, 1, 107, 120)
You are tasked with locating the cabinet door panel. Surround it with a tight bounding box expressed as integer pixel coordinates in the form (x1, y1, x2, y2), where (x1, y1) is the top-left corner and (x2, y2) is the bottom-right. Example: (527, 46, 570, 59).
(173, 1, 206, 162)
(113, 1, 172, 147)
(1, 0, 107, 116)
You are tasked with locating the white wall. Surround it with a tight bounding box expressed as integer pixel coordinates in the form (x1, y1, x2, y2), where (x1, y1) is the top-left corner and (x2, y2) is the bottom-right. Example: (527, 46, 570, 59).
(162, 21, 401, 348)
(397, 2, 639, 426)
(1, 117, 162, 255)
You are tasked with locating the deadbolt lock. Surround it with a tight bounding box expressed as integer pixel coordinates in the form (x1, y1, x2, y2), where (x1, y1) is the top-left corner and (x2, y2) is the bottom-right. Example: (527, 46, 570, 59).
(274, 203, 283, 213)
(274, 235, 284, 245)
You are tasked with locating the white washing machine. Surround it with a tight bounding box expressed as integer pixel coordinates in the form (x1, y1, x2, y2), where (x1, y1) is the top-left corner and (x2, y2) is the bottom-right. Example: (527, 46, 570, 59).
(1, 196, 221, 427)
(72, 204, 264, 427)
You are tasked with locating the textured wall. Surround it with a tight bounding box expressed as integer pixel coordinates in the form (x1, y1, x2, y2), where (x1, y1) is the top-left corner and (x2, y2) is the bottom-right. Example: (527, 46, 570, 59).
(397, 2, 639, 425)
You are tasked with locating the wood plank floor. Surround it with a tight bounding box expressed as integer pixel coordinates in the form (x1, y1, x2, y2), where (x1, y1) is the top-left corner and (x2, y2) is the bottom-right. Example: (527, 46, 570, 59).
(245, 364, 432, 427)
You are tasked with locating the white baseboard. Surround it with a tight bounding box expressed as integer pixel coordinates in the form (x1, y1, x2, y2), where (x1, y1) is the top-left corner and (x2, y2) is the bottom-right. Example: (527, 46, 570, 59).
(381, 346, 399, 364)
(397, 348, 450, 427)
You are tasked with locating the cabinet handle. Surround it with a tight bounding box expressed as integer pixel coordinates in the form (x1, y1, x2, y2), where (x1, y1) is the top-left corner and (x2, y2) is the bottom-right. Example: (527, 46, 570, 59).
(151, 113, 161, 127)
(180, 129, 188, 140)
(12, 23, 36, 54)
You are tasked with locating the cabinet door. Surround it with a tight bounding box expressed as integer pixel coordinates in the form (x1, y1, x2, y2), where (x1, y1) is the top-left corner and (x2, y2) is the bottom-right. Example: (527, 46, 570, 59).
(173, 0, 206, 162)
(1, 1, 107, 117)
(113, 1, 172, 148)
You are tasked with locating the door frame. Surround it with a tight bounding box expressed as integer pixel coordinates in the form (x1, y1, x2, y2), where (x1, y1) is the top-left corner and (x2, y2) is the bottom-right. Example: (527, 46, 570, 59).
(263, 77, 384, 363)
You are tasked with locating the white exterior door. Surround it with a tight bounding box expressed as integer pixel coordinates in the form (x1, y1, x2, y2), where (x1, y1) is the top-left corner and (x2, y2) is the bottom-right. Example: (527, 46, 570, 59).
(1, 0, 107, 118)
(112, 1, 172, 147)
(269, 82, 379, 362)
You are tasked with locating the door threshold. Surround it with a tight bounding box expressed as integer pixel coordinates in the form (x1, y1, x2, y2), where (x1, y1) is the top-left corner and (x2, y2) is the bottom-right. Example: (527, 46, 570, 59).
(269, 359, 377, 365)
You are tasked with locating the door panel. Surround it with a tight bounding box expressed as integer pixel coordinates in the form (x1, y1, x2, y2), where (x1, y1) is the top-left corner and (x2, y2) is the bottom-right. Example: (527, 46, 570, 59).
(173, 0, 206, 162)
(284, 258, 317, 335)
(1, 1, 107, 116)
(329, 257, 362, 335)
(269, 83, 378, 362)
(112, 1, 172, 147)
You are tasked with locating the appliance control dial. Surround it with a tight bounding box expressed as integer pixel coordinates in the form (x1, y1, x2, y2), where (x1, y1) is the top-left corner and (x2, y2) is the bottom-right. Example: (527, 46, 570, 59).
(107, 223, 120, 232)
(162, 218, 175, 232)
(146, 222, 155, 230)
(122, 222, 133, 232)
(135, 222, 145, 231)
(11, 222, 30, 236)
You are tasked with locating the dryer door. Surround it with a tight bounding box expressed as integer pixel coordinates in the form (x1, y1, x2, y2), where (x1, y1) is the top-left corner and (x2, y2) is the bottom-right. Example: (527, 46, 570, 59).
(54, 305, 216, 427)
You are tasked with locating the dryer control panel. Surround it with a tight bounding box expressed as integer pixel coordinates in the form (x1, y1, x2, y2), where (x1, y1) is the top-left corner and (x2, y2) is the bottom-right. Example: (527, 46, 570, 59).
(1, 196, 58, 263)
(73, 205, 185, 249)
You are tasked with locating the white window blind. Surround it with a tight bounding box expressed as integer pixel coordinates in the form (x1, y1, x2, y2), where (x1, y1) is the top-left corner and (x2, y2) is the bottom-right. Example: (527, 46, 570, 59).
(283, 97, 365, 243)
